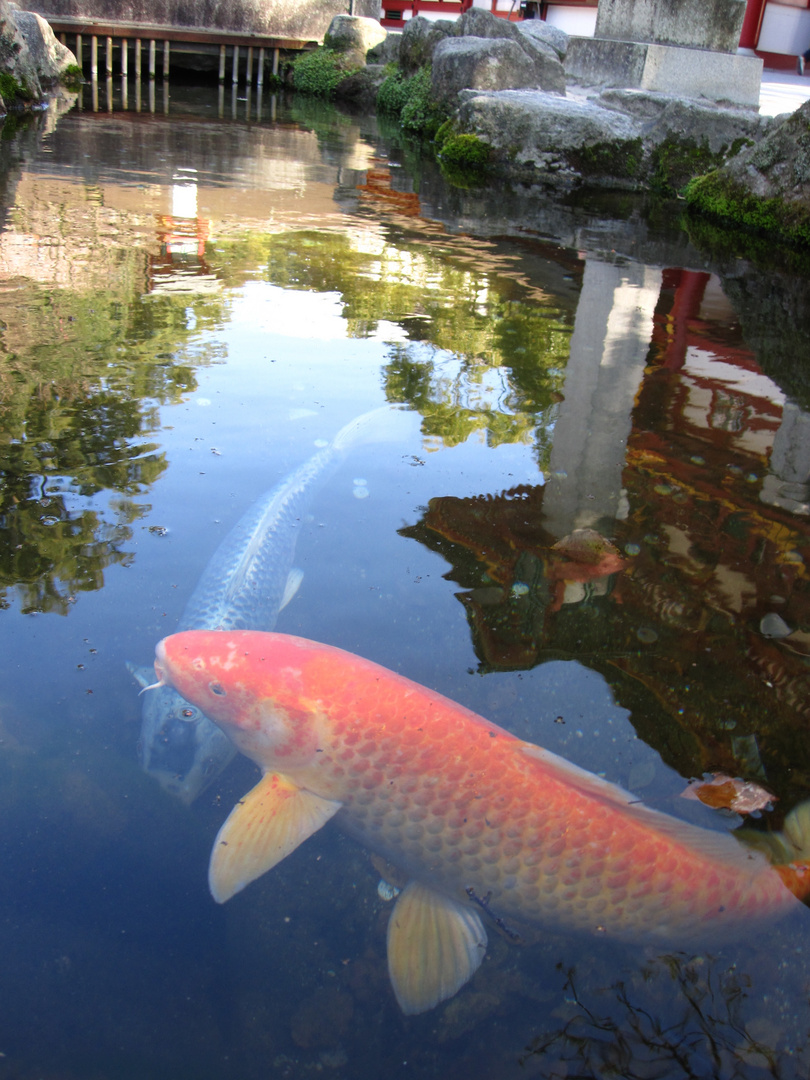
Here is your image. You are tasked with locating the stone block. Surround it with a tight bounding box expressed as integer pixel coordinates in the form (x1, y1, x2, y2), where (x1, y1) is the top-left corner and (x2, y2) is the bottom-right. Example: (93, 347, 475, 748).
(565, 37, 763, 107)
(595, 0, 747, 54)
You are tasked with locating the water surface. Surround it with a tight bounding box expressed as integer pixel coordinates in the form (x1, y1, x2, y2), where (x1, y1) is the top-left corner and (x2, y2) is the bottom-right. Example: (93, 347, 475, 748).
(1, 84, 810, 1079)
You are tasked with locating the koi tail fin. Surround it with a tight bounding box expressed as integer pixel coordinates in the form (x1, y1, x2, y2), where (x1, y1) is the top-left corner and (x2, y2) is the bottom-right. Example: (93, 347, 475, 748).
(774, 802, 810, 901)
(741, 801, 810, 902)
(330, 405, 408, 455)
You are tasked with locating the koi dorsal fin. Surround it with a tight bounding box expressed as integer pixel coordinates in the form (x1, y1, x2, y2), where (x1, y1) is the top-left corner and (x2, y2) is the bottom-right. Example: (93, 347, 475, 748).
(520, 742, 641, 807)
(209, 771, 341, 903)
(386, 881, 487, 1015)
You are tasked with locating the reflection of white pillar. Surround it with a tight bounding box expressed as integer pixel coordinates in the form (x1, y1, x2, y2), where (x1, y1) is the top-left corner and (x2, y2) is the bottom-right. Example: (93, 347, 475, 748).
(761, 402, 810, 515)
(543, 259, 662, 538)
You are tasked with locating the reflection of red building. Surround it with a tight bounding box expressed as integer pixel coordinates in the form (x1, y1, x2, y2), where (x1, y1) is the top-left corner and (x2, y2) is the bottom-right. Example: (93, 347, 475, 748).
(148, 213, 216, 293)
(402, 266, 810, 798)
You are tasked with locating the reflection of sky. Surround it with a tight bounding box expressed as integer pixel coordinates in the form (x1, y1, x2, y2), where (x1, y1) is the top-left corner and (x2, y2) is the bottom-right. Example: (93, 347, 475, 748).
(230, 280, 408, 343)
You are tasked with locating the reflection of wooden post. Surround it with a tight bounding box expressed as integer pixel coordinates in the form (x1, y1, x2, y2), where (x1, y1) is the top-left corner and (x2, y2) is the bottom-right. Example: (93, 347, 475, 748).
(257, 47, 265, 87)
(218, 45, 226, 82)
(272, 47, 279, 77)
(163, 41, 170, 80)
(232, 44, 239, 84)
(135, 39, 142, 80)
(90, 36, 98, 80)
(149, 40, 156, 80)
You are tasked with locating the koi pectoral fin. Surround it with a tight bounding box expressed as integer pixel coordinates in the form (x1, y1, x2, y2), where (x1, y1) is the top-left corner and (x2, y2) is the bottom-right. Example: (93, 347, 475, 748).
(386, 881, 488, 1015)
(209, 772, 342, 903)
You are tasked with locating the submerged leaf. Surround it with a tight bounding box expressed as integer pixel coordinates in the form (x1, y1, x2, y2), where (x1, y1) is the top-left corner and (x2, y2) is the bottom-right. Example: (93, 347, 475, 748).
(682, 774, 776, 814)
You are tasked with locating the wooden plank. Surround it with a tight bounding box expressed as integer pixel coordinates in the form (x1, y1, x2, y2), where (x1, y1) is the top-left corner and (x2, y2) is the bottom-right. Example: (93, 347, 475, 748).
(43, 16, 316, 50)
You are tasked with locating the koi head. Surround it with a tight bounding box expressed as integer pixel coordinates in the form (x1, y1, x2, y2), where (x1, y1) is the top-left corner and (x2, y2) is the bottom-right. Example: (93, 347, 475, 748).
(154, 630, 324, 770)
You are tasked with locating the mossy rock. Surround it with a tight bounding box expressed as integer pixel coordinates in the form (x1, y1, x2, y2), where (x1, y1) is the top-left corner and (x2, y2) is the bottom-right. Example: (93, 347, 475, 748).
(684, 170, 810, 249)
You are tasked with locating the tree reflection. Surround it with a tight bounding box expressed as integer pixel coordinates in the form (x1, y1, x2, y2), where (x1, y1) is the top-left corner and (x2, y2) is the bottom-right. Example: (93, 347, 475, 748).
(521, 953, 807, 1079)
(0, 279, 224, 613)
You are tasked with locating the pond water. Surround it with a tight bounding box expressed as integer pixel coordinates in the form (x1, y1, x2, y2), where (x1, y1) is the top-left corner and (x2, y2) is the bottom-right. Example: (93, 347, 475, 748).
(2, 82, 810, 1079)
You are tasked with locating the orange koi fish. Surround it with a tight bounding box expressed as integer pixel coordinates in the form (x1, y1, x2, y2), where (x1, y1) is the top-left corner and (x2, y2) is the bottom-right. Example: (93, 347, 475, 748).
(152, 630, 810, 1014)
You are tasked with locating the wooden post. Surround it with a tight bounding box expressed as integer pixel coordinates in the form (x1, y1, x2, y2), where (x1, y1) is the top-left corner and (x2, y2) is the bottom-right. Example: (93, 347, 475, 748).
(135, 39, 142, 80)
(59, 33, 66, 46)
(163, 41, 170, 80)
(90, 36, 98, 81)
(246, 46, 254, 86)
(76, 34, 82, 68)
(105, 37, 113, 77)
(232, 44, 239, 84)
(149, 39, 156, 80)
(272, 48, 279, 77)
(218, 44, 226, 83)
(121, 38, 128, 77)
(257, 47, 265, 87)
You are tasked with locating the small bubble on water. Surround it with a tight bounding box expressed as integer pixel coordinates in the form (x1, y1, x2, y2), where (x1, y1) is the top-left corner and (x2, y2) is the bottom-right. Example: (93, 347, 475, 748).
(511, 582, 530, 598)
(313, 439, 329, 448)
(653, 483, 672, 496)
(720, 719, 737, 730)
(624, 543, 641, 556)
(637, 627, 658, 644)
(40, 516, 59, 527)
(690, 455, 705, 466)
(353, 486, 370, 500)
(195, 398, 211, 407)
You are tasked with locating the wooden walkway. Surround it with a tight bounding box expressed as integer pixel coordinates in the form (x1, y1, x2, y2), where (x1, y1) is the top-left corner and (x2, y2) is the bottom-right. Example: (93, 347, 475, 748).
(48, 16, 318, 85)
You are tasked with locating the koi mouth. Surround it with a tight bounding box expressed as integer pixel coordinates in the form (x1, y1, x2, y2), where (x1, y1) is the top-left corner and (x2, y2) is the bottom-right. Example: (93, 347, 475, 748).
(140, 639, 169, 695)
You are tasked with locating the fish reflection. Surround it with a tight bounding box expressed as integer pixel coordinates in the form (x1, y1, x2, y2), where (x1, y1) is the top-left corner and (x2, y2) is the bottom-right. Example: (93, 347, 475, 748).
(129, 407, 397, 803)
(153, 629, 810, 1016)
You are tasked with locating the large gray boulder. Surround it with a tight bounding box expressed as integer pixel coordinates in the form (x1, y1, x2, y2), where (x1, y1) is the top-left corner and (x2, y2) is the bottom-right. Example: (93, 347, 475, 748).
(432, 37, 542, 106)
(0, 0, 77, 102)
(516, 18, 569, 61)
(398, 16, 456, 75)
(455, 89, 642, 184)
(714, 98, 810, 201)
(432, 34, 565, 105)
(453, 85, 772, 192)
(324, 14, 387, 70)
(12, 6, 76, 88)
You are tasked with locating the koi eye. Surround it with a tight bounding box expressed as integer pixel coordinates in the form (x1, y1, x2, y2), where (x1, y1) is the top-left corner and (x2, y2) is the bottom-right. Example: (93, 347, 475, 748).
(209, 682, 226, 696)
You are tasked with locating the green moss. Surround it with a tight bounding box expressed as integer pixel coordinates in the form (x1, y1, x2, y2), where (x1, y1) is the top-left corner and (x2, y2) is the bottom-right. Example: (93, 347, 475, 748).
(0, 72, 32, 105)
(376, 69, 412, 116)
(684, 170, 810, 249)
(291, 47, 358, 99)
(439, 133, 491, 169)
(376, 65, 447, 138)
(59, 64, 84, 90)
(567, 138, 643, 181)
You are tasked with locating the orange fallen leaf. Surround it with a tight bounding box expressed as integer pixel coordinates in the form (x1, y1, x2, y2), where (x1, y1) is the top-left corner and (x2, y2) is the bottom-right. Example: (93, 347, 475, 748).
(681, 774, 776, 814)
